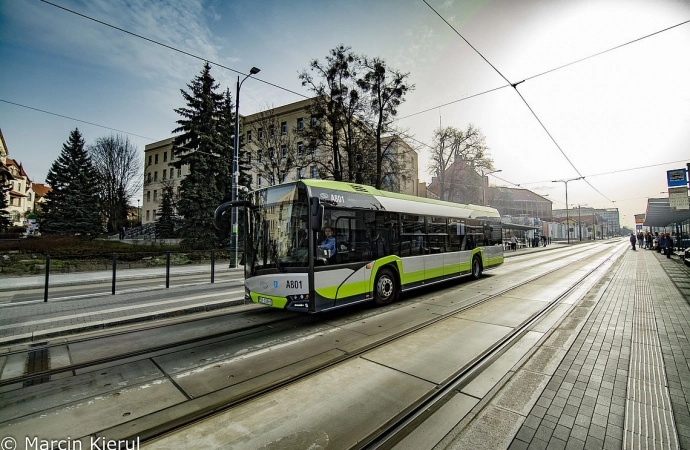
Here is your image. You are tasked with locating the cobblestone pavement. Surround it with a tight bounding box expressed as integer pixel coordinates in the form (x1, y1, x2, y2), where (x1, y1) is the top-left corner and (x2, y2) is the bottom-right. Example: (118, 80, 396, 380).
(508, 249, 690, 450)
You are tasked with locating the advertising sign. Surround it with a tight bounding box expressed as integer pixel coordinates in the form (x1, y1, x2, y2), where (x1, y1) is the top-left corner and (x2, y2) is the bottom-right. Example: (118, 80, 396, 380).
(669, 186, 689, 210)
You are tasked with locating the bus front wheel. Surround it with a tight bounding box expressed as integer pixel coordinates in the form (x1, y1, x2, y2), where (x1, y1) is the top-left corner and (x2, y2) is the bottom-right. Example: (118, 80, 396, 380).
(374, 268, 398, 306)
(471, 256, 483, 279)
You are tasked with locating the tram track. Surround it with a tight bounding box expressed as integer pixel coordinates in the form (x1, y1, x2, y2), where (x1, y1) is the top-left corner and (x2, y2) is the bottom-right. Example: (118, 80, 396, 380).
(0, 243, 600, 389)
(130, 243, 623, 447)
(0, 242, 622, 448)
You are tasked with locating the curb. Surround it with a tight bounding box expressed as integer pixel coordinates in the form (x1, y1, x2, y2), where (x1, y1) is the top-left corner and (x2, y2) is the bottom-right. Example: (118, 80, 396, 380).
(0, 299, 247, 346)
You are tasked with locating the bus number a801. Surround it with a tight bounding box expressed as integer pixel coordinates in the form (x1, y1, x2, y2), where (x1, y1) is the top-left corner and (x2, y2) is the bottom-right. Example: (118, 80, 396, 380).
(286, 280, 303, 289)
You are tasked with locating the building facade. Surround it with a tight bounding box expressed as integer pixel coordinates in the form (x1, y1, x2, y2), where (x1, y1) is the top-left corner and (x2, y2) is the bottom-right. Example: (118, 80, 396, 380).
(141, 98, 420, 225)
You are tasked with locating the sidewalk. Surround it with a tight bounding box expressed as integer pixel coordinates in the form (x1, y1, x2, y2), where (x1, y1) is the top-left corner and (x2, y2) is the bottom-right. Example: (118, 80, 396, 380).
(506, 247, 690, 450)
(0, 241, 572, 346)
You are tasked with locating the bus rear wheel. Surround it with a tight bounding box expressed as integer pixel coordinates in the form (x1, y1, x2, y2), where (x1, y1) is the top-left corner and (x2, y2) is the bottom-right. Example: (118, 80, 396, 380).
(374, 268, 397, 306)
(471, 256, 483, 279)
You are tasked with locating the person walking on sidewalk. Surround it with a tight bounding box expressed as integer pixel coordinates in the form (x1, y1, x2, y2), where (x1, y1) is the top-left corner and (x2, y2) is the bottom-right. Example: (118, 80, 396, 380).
(630, 233, 636, 251)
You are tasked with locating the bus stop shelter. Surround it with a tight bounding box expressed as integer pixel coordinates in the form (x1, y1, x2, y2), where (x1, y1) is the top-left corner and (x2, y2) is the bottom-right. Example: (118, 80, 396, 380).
(643, 197, 690, 250)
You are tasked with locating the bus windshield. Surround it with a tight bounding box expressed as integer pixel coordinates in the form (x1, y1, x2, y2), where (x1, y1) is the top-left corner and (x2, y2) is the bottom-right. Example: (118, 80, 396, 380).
(246, 183, 309, 275)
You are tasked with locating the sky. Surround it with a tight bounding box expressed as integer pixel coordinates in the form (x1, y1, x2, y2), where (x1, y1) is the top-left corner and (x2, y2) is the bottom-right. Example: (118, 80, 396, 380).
(1, 0, 689, 230)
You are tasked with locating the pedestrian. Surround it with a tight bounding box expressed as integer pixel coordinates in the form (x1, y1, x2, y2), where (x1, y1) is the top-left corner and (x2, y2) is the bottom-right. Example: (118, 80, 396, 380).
(637, 232, 643, 249)
(629, 233, 636, 251)
(664, 233, 673, 258)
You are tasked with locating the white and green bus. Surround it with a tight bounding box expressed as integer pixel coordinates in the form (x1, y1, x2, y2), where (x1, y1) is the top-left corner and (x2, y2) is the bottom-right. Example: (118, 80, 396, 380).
(215, 180, 503, 313)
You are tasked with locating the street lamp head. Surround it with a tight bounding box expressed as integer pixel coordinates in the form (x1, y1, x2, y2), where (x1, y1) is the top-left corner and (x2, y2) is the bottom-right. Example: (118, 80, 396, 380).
(250, 67, 261, 75)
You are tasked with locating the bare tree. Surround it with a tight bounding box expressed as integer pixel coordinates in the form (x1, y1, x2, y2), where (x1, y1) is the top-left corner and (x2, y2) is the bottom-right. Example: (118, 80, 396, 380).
(299, 45, 367, 182)
(358, 57, 414, 189)
(89, 134, 142, 232)
(247, 107, 315, 187)
(428, 125, 493, 203)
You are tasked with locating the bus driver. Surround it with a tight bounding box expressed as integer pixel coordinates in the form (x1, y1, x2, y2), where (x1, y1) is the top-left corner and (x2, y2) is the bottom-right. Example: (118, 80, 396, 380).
(320, 226, 336, 259)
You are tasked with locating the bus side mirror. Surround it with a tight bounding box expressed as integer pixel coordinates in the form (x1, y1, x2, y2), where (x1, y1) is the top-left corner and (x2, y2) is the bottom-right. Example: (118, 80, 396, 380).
(214, 200, 251, 230)
(310, 197, 323, 231)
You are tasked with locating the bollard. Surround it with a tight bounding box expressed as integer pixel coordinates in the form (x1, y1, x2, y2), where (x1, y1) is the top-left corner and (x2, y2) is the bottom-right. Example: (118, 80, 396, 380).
(112, 254, 117, 295)
(44, 255, 50, 302)
(211, 249, 215, 284)
(166, 251, 171, 289)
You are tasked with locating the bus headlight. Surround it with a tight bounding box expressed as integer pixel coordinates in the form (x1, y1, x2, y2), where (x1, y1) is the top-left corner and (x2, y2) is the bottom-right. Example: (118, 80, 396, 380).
(245, 286, 251, 300)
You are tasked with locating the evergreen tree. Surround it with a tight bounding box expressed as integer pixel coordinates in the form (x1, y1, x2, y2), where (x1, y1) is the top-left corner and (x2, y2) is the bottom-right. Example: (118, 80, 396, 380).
(41, 129, 102, 235)
(0, 180, 10, 232)
(155, 183, 176, 238)
(171, 62, 226, 249)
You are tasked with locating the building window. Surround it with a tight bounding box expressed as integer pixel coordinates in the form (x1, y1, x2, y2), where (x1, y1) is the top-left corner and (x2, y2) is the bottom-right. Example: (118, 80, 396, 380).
(148, 155, 152, 166)
(27, 193, 31, 201)
(154, 171, 158, 182)
(146, 191, 151, 201)
(147, 173, 152, 183)
(311, 166, 317, 178)
(282, 145, 287, 158)
(177, 168, 182, 178)
(258, 175, 262, 188)
(155, 154, 159, 164)
(162, 170, 167, 180)
(247, 130, 252, 142)
(297, 118, 304, 130)
(281, 122, 287, 135)
(163, 152, 168, 162)
(258, 150, 262, 162)
(153, 190, 158, 201)
(298, 169, 303, 179)
(146, 210, 150, 221)
(298, 142, 303, 156)
(258, 128, 263, 140)
(270, 148, 275, 159)
(312, 143, 317, 156)
(170, 168, 175, 179)
(269, 125, 275, 137)
(153, 211, 157, 220)
(311, 117, 317, 127)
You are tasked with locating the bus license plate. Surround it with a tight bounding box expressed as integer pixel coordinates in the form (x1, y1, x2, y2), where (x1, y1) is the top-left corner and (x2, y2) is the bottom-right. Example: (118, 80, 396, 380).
(258, 296, 272, 306)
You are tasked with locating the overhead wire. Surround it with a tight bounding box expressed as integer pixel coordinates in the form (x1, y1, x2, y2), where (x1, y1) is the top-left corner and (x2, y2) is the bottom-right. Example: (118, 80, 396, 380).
(0, 99, 156, 140)
(40, 0, 309, 100)
(422, 0, 617, 203)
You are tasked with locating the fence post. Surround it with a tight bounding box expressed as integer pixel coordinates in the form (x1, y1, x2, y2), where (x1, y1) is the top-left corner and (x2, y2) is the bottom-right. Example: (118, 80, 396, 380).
(112, 254, 117, 295)
(211, 249, 215, 284)
(44, 255, 50, 302)
(166, 251, 171, 289)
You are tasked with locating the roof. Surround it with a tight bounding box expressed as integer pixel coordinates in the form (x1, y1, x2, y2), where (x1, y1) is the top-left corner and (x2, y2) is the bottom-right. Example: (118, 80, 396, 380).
(300, 179, 500, 217)
(643, 197, 690, 227)
(502, 222, 540, 231)
(31, 183, 52, 196)
(491, 186, 551, 202)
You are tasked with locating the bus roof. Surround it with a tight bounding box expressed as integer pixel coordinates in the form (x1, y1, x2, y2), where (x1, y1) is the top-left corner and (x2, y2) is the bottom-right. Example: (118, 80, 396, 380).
(300, 180, 501, 219)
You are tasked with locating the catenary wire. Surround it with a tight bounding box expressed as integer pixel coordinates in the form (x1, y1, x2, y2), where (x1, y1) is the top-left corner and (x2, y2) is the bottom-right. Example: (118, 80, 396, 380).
(40, 0, 309, 100)
(0, 99, 156, 140)
(422, 0, 616, 204)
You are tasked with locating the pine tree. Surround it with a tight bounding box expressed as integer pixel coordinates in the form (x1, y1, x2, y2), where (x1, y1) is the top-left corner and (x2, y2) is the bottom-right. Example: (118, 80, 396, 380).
(171, 62, 226, 249)
(155, 183, 176, 238)
(0, 180, 11, 232)
(41, 129, 102, 235)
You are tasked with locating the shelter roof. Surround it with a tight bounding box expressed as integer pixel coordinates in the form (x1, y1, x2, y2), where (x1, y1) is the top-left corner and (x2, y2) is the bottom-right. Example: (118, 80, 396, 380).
(643, 197, 690, 227)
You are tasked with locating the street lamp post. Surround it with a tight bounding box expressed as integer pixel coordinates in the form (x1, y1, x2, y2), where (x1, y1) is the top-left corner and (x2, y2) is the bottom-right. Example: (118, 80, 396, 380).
(552, 177, 583, 244)
(480, 169, 502, 206)
(232, 66, 260, 269)
(137, 199, 140, 227)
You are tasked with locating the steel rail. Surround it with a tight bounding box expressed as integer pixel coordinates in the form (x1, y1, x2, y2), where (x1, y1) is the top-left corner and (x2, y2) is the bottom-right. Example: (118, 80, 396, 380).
(127, 244, 616, 445)
(356, 244, 625, 449)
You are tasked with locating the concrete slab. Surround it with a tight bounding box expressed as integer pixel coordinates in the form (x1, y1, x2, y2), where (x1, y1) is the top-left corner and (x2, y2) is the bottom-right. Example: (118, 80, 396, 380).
(492, 369, 551, 417)
(0, 359, 166, 423)
(146, 357, 435, 450)
(444, 404, 525, 450)
(453, 296, 549, 328)
(168, 327, 364, 398)
(326, 301, 447, 336)
(394, 392, 478, 449)
(462, 331, 544, 398)
(530, 303, 572, 333)
(1, 377, 186, 442)
(363, 317, 512, 384)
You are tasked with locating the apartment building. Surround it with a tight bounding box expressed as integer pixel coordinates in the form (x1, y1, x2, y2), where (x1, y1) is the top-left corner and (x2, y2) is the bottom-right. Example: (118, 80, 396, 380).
(142, 97, 420, 225)
(1, 128, 35, 226)
(142, 137, 189, 224)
